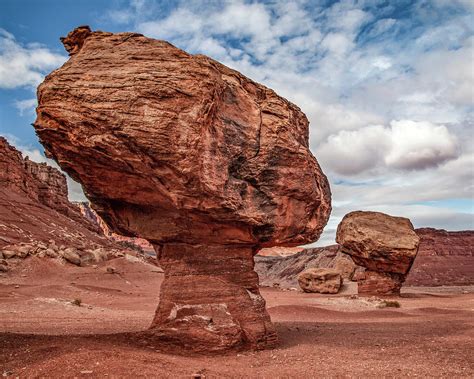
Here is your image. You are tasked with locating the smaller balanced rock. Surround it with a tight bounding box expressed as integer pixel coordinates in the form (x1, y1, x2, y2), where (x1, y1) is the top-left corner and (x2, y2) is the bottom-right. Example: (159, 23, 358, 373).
(336, 211, 420, 296)
(298, 268, 342, 294)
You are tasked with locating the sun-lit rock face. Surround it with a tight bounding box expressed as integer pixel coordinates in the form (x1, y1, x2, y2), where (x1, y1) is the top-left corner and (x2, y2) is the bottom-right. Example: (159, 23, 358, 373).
(336, 211, 420, 296)
(34, 26, 331, 352)
(35, 26, 331, 248)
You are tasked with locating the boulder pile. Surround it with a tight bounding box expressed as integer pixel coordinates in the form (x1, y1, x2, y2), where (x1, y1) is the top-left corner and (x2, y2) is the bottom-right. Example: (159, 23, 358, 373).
(0, 240, 141, 271)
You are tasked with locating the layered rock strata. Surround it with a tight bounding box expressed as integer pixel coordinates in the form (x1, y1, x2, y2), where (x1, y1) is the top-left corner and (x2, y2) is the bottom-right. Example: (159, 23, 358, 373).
(34, 26, 331, 351)
(0, 137, 98, 232)
(406, 228, 474, 286)
(336, 211, 420, 296)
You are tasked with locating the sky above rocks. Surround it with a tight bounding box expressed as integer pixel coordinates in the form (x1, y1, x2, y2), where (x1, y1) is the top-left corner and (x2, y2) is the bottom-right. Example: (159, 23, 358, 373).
(0, 0, 473, 245)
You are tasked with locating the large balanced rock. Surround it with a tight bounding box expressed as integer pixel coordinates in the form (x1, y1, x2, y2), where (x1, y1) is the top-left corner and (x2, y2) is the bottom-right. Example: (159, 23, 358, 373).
(336, 211, 419, 296)
(298, 268, 342, 294)
(34, 26, 331, 352)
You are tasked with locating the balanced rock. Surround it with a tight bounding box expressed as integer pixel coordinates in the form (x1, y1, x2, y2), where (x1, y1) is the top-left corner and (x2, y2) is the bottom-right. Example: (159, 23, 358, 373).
(336, 211, 420, 296)
(298, 268, 342, 294)
(34, 26, 331, 352)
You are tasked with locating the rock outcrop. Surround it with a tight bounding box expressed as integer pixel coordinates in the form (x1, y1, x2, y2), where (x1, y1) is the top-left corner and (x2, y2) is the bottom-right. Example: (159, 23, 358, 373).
(298, 268, 342, 294)
(336, 211, 420, 296)
(0, 137, 96, 230)
(34, 26, 331, 352)
(406, 228, 474, 286)
(0, 137, 144, 269)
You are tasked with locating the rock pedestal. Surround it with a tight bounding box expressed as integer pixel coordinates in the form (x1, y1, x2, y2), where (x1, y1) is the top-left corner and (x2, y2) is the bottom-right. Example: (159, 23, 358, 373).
(336, 211, 420, 296)
(151, 243, 277, 351)
(33, 26, 331, 352)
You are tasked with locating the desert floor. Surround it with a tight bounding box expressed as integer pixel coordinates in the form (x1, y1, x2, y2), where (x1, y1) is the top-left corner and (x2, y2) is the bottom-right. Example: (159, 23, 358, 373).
(1, 257, 473, 378)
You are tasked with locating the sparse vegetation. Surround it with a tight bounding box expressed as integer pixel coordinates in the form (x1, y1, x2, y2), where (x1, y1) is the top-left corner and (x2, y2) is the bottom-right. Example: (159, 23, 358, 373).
(71, 298, 82, 306)
(377, 300, 401, 308)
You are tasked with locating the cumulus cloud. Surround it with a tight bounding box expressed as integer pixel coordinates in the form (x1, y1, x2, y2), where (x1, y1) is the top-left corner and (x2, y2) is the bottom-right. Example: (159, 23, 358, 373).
(318, 120, 459, 175)
(0, 28, 66, 89)
(6, 0, 467, 242)
(386, 120, 459, 170)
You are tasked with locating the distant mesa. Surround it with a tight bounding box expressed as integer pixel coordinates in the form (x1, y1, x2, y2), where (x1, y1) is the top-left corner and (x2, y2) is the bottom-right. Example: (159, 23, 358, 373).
(33, 26, 332, 352)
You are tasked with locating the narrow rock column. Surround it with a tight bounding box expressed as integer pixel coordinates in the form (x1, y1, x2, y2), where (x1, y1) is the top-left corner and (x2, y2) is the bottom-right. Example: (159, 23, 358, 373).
(355, 271, 404, 295)
(150, 243, 278, 351)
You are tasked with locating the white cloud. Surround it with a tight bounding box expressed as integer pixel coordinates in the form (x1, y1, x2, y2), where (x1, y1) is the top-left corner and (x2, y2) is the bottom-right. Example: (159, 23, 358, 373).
(0, 28, 66, 89)
(13, 0, 469, 240)
(318, 120, 459, 175)
(385, 120, 459, 170)
(13, 98, 37, 116)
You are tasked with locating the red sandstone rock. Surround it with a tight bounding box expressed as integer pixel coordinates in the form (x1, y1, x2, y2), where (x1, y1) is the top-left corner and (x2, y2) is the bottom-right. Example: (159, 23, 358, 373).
(34, 26, 331, 351)
(0, 137, 98, 232)
(298, 268, 342, 294)
(336, 211, 420, 296)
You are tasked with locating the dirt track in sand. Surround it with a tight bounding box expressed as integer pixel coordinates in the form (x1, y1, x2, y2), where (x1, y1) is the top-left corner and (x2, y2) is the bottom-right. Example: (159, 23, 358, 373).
(1, 257, 473, 378)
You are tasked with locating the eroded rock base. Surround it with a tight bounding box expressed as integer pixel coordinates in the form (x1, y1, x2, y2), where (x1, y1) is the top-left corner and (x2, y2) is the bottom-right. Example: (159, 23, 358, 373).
(149, 243, 278, 352)
(356, 270, 404, 296)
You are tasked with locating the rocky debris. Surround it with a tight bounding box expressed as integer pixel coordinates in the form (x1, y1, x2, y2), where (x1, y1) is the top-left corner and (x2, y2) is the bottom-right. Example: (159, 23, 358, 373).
(332, 253, 357, 280)
(298, 268, 342, 294)
(62, 248, 82, 265)
(336, 211, 420, 296)
(0, 241, 143, 270)
(0, 259, 8, 272)
(406, 228, 474, 286)
(34, 26, 332, 352)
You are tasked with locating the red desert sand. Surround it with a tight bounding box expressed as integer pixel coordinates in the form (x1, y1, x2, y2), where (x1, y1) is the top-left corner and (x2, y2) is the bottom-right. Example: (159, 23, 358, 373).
(1, 257, 473, 377)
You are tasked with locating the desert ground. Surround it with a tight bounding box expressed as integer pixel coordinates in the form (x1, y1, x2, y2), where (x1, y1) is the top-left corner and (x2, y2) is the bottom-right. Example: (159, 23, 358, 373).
(1, 257, 473, 378)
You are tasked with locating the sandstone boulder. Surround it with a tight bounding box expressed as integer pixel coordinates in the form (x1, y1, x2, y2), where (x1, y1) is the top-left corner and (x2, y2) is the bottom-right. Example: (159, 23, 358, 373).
(34, 26, 331, 352)
(331, 252, 356, 280)
(62, 248, 81, 266)
(336, 211, 420, 296)
(298, 268, 342, 294)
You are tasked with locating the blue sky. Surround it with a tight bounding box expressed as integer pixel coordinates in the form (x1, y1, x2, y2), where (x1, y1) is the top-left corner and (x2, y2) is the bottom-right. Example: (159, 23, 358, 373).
(1, 0, 473, 245)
